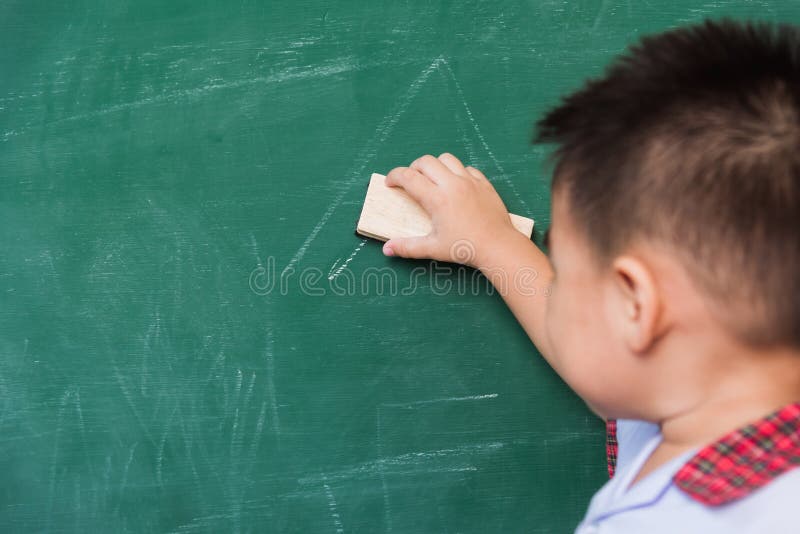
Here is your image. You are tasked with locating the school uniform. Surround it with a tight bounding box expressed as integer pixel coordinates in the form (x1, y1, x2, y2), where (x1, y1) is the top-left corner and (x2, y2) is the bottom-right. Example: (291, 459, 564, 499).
(575, 402, 800, 533)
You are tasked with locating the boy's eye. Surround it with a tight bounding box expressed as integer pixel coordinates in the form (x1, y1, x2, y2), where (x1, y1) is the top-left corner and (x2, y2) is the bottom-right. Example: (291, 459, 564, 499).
(543, 229, 551, 251)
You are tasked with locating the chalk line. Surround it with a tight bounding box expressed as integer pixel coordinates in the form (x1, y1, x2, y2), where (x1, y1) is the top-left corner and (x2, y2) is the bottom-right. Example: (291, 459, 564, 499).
(248, 401, 268, 461)
(439, 58, 531, 213)
(328, 239, 367, 281)
(282, 56, 446, 276)
(592, 0, 611, 32)
(265, 329, 281, 440)
(112, 366, 158, 449)
(376, 409, 393, 533)
(298, 442, 501, 484)
(156, 403, 179, 487)
(327, 258, 342, 278)
(233, 368, 243, 413)
(119, 442, 139, 500)
(249, 233, 263, 269)
(3, 57, 358, 142)
(73, 389, 95, 478)
(230, 407, 241, 459)
(284, 55, 530, 276)
(381, 393, 498, 408)
(243, 372, 256, 410)
(322, 475, 345, 534)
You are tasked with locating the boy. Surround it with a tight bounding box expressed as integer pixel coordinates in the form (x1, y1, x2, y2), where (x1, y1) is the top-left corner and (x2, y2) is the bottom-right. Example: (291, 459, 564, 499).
(380, 20, 799, 532)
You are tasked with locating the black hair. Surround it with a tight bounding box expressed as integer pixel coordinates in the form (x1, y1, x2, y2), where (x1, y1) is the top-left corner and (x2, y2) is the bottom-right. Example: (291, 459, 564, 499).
(534, 19, 800, 347)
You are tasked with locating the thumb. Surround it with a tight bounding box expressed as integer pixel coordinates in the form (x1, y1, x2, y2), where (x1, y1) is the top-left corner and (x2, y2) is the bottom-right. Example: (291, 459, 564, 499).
(383, 236, 433, 259)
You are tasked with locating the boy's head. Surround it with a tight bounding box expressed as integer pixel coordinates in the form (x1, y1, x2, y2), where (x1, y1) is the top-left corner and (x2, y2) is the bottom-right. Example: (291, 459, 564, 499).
(534, 20, 800, 418)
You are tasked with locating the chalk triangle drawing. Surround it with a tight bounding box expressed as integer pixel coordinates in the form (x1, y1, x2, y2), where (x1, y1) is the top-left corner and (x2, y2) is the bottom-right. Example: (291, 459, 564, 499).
(283, 56, 531, 278)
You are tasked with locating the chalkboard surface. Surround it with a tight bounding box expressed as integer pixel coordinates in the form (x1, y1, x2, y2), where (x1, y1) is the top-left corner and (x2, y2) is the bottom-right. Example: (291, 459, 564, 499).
(2, 2, 797, 532)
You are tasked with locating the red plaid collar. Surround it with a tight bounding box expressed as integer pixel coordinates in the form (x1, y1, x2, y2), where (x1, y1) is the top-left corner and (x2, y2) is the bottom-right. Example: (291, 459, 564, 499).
(606, 402, 800, 506)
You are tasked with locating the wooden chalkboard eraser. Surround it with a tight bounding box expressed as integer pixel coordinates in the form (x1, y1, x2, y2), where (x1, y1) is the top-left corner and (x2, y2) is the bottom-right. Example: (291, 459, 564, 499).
(356, 172, 534, 242)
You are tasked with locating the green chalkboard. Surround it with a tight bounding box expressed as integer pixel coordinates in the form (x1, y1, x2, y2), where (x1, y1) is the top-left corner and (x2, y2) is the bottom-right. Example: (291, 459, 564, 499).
(2, 1, 797, 532)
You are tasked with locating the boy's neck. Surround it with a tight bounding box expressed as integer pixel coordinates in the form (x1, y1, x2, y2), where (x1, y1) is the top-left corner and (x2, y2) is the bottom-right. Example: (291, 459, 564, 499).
(659, 344, 800, 449)
(630, 343, 799, 487)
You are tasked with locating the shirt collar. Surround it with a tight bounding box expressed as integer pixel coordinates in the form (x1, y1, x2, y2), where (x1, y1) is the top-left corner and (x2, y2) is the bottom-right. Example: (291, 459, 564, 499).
(673, 401, 800, 506)
(606, 402, 800, 507)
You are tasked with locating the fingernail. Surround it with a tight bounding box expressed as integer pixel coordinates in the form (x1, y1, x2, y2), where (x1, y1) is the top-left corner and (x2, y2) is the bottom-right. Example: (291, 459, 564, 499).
(383, 243, 394, 256)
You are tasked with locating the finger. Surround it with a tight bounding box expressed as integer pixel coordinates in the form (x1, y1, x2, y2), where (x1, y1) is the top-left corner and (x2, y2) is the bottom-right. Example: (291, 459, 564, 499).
(437, 152, 468, 176)
(410, 154, 454, 185)
(465, 166, 488, 181)
(385, 167, 439, 213)
(383, 235, 433, 259)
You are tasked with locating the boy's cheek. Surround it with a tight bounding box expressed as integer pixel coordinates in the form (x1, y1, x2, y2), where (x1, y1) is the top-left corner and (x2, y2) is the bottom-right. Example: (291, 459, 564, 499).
(546, 295, 589, 370)
(548, 287, 590, 354)
(547, 281, 642, 417)
(547, 290, 618, 403)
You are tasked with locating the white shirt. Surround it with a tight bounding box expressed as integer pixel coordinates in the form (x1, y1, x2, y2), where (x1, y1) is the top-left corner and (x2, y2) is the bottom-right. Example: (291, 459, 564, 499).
(574, 419, 800, 533)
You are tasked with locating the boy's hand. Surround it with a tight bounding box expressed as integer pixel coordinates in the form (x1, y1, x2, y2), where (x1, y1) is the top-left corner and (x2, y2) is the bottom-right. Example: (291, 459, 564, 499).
(382, 153, 518, 268)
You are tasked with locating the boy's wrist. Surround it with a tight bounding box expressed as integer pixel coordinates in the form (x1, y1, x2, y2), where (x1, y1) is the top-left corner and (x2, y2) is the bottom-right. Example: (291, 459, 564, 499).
(472, 228, 530, 273)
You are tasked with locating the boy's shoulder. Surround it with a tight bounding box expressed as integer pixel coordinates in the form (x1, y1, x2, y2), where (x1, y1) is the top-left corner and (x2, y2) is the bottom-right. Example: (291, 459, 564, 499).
(636, 466, 800, 534)
(579, 403, 800, 533)
(654, 461, 800, 534)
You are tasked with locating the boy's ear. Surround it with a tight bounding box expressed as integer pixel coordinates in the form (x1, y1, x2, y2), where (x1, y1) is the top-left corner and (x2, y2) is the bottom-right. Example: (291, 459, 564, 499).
(609, 255, 663, 354)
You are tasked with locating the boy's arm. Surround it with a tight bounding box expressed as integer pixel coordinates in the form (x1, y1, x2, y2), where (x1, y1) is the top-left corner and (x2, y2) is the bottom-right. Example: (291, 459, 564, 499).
(381, 153, 557, 369)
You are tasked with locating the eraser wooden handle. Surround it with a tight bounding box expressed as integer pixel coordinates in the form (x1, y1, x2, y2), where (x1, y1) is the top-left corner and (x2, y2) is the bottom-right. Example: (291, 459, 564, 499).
(356, 173, 534, 242)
